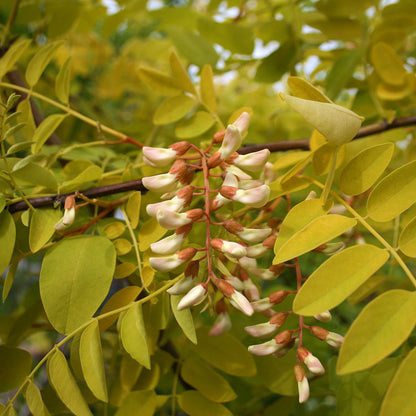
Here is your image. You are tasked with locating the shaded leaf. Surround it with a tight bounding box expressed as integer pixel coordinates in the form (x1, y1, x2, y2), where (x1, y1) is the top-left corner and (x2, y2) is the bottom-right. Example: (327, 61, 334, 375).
(29, 208, 61, 253)
(0, 346, 32, 393)
(31, 114, 67, 154)
(138, 66, 182, 96)
(115, 390, 157, 416)
(171, 294, 197, 344)
(55, 56, 72, 105)
(337, 290, 416, 374)
(0, 38, 31, 80)
(293, 245, 389, 315)
(399, 216, 416, 257)
(12, 162, 58, 190)
(138, 218, 167, 252)
(24, 380, 50, 416)
(0, 210, 16, 275)
(40, 235, 116, 334)
(169, 50, 197, 95)
(178, 390, 233, 416)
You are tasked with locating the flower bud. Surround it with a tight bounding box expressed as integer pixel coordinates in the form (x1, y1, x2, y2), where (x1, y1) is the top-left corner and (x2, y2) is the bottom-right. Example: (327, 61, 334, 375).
(297, 347, 325, 376)
(246, 244, 269, 258)
(233, 111, 250, 136)
(209, 309, 232, 336)
(310, 326, 344, 348)
(143, 146, 177, 167)
(211, 239, 247, 259)
(142, 173, 178, 193)
(224, 275, 245, 291)
(245, 321, 278, 338)
(314, 311, 332, 322)
(169, 159, 188, 183)
(169, 141, 191, 156)
(251, 290, 288, 312)
(216, 279, 253, 316)
(213, 130, 226, 143)
(261, 162, 277, 184)
(218, 125, 243, 160)
(225, 165, 252, 180)
(248, 330, 291, 356)
(234, 149, 270, 172)
(157, 209, 202, 230)
(294, 364, 309, 403)
(243, 277, 260, 301)
(146, 198, 184, 218)
(177, 283, 207, 310)
(149, 247, 196, 272)
(238, 256, 257, 269)
(220, 185, 270, 208)
(55, 196, 76, 230)
(150, 232, 185, 255)
(167, 275, 195, 295)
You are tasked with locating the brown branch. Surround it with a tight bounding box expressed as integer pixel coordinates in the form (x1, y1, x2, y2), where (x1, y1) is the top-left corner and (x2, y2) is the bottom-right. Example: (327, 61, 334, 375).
(7, 114, 416, 213)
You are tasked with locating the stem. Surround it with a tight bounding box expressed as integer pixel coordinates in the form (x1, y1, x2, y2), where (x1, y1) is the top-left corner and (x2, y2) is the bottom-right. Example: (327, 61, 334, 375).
(320, 148, 338, 205)
(2, 0, 21, 45)
(303, 176, 416, 288)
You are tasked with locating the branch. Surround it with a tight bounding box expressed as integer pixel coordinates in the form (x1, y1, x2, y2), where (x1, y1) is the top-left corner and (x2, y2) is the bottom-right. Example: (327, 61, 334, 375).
(7, 114, 416, 213)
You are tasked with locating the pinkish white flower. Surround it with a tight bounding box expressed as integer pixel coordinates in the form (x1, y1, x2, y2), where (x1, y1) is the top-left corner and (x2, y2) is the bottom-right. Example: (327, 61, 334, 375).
(177, 284, 207, 310)
(229, 290, 254, 316)
(238, 256, 257, 269)
(325, 332, 344, 348)
(211, 239, 247, 259)
(245, 322, 278, 338)
(209, 311, 232, 336)
(218, 125, 243, 160)
(251, 290, 288, 312)
(246, 244, 269, 258)
(142, 173, 178, 193)
(248, 330, 292, 356)
(149, 247, 196, 272)
(233, 111, 250, 136)
(297, 347, 325, 376)
(234, 149, 270, 172)
(305, 190, 317, 200)
(143, 146, 177, 167)
(261, 162, 277, 184)
(225, 165, 252, 180)
(237, 227, 272, 245)
(320, 242, 345, 255)
(150, 233, 185, 255)
(224, 276, 245, 291)
(146, 198, 184, 218)
(157, 210, 192, 230)
(295, 365, 309, 403)
(220, 185, 270, 208)
(167, 275, 195, 295)
(247, 267, 276, 280)
(314, 311, 332, 322)
(243, 278, 260, 301)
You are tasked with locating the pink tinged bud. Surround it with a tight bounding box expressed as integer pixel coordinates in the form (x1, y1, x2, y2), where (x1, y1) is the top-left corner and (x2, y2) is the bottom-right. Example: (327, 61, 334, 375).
(230, 290, 254, 316)
(261, 162, 277, 184)
(234, 149, 270, 172)
(213, 130, 226, 143)
(209, 311, 232, 336)
(218, 125, 243, 160)
(221, 185, 270, 208)
(211, 239, 247, 259)
(245, 322, 278, 338)
(223, 172, 239, 188)
(246, 244, 269, 258)
(251, 297, 274, 313)
(55, 196, 76, 230)
(157, 210, 192, 230)
(177, 284, 207, 310)
(150, 247, 196, 272)
(248, 339, 281, 356)
(233, 111, 251, 136)
(142, 173, 178, 193)
(295, 365, 309, 403)
(150, 233, 185, 255)
(325, 332, 344, 348)
(314, 311, 332, 322)
(176, 185, 194, 207)
(248, 267, 276, 280)
(169, 141, 191, 156)
(225, 165, 252, 180)
(238, 256, 257, 269)
(167, 275, 195, 295)
(142, 146, 177, 167)
(224, 276, 245, 291)
(243, 278, 260, 301)
(297, 348, 325, 376)
(237, 227, 272, 245)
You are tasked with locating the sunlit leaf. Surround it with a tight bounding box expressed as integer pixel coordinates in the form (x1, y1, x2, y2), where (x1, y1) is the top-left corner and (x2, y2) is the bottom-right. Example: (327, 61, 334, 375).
(0, 38, 31, 80)
(29, 208, 61, 253)
(175, 111, 216, 139)
(138, 66, 182, 96)
(24, 380, 50, 416)
(153, 94, 195, 125)
(55, 56, 72, 104)
(169, 50, 197, 95)
(287, 76, 331, 103)
(200, 65, 216, 113)
(171, 294, 197, 344)
(31, 114, 67, 154)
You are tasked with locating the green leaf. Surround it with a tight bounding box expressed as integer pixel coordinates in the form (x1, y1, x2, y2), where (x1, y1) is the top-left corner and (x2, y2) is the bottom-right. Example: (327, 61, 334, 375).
(29, 208, 61, 253)
(126, 191, 141, 229)
(337, 290, 416, 375)
(115, 390, 157, 416)
(55, 56, 72, 105)
(138, 218, 167, 252)
(367, 160, 416, 222)
(178, 390, 233, 416)
(293, 245, 389, 316)
(3, 261, 18, 302)
(2, 122, 27, 142)
(103, 222, 126, 240)
(0, 210, 16, 275)
(138, 66, 182, 96)
(0, 345, 32, 393)
(200, 65, 217, 113)
(47, 349, 93, 416)
(280, 93, 364, 145)
(79, 321, 108, 402)
(326, 48, 364, 100)
(339, 143, 394, 196)
(6, 141, 34, 155)
(120, 303, 151, 369)
(175, 111, 216, 139)
(399, 216, 416, 257)
(31, 114, 67, 154)
(168, 28, 218, 68)
(170, 294, 197, 344)
(153, 94, 195, 125)
(169, 50, 197, 95)
(25, 41, 65, 88)
(40, 235, 116, 334)
(24, 380, 50, 416)
(192, 327, 256, 377)
(274, 214, 356, 264)
(380, 347, 416, 416)
(287, 76, 331, 103)
(0, 38, 31, 80)
(274, 199, 332, 254)
(12, 162, 58, 190)
(181, 357, 237, 403)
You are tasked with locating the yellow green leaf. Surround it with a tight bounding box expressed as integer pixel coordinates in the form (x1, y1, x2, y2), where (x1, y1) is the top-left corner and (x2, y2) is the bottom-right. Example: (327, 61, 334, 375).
(312, 142, 345, 176)
(115, 390, 157, 416)
(280, 93, 364, 145)
(55, 56, 72, 104)
(103, 222, 126, 240)
(79, 321, 108, 402)
(40, 235, 116, 334)
(24, 380, 50, 416)
(192, 327, 256, 377)
(114, 262, 137, 279)
(376, 74, 414, 101)
(60, 165, 102, 193)
(120, 303, 150, 369)
(279, 152, 312, 184)
(120, 354, 142, 391)
(138, 66, 182, 96)
(337, 290, 416, 375)
(170, 294, 197, 344)
(380, 347, 416, 416)
(26, 41, 65, 88)
(293, 245, 389, 316)
(200, 65, 216, 113)
(178, 390, 233, 416)
(340, 142, 394, 195)
(113, 238, 132, 256)
(12, 162, 58, 191)
(47, 349, 93, 416)
(0, 345, 32, 393)
(370, 42, 407, 87)
(175, 111, 215, 139)
(274, 199, 332, 254)
(181, 357, 237, 403)
(138, 218, 167, 252)
(31, 114, 67, 154)
(126, 191, 141, 229)
(287, 76, 331, 103)
(399, 217, 416, 257)
(0, 210, 16, 275)
(348, 274, 388, 305)
(268, 177, 309, 200)
(29, 208, 61, 253)
(99, 286, 141, 331)
(3, 262, 18, 302)
(367, 160, 416, 222)
(153, 94, 195, 125)
(273, 151, 310, 171)
(274, 214, 356, 264)
(0, 38, 31, 80)
(169, 50, 197, 95)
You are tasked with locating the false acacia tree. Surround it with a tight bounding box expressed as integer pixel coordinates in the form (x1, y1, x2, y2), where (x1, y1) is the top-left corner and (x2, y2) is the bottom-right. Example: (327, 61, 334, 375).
(0, 0, 416, 415)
